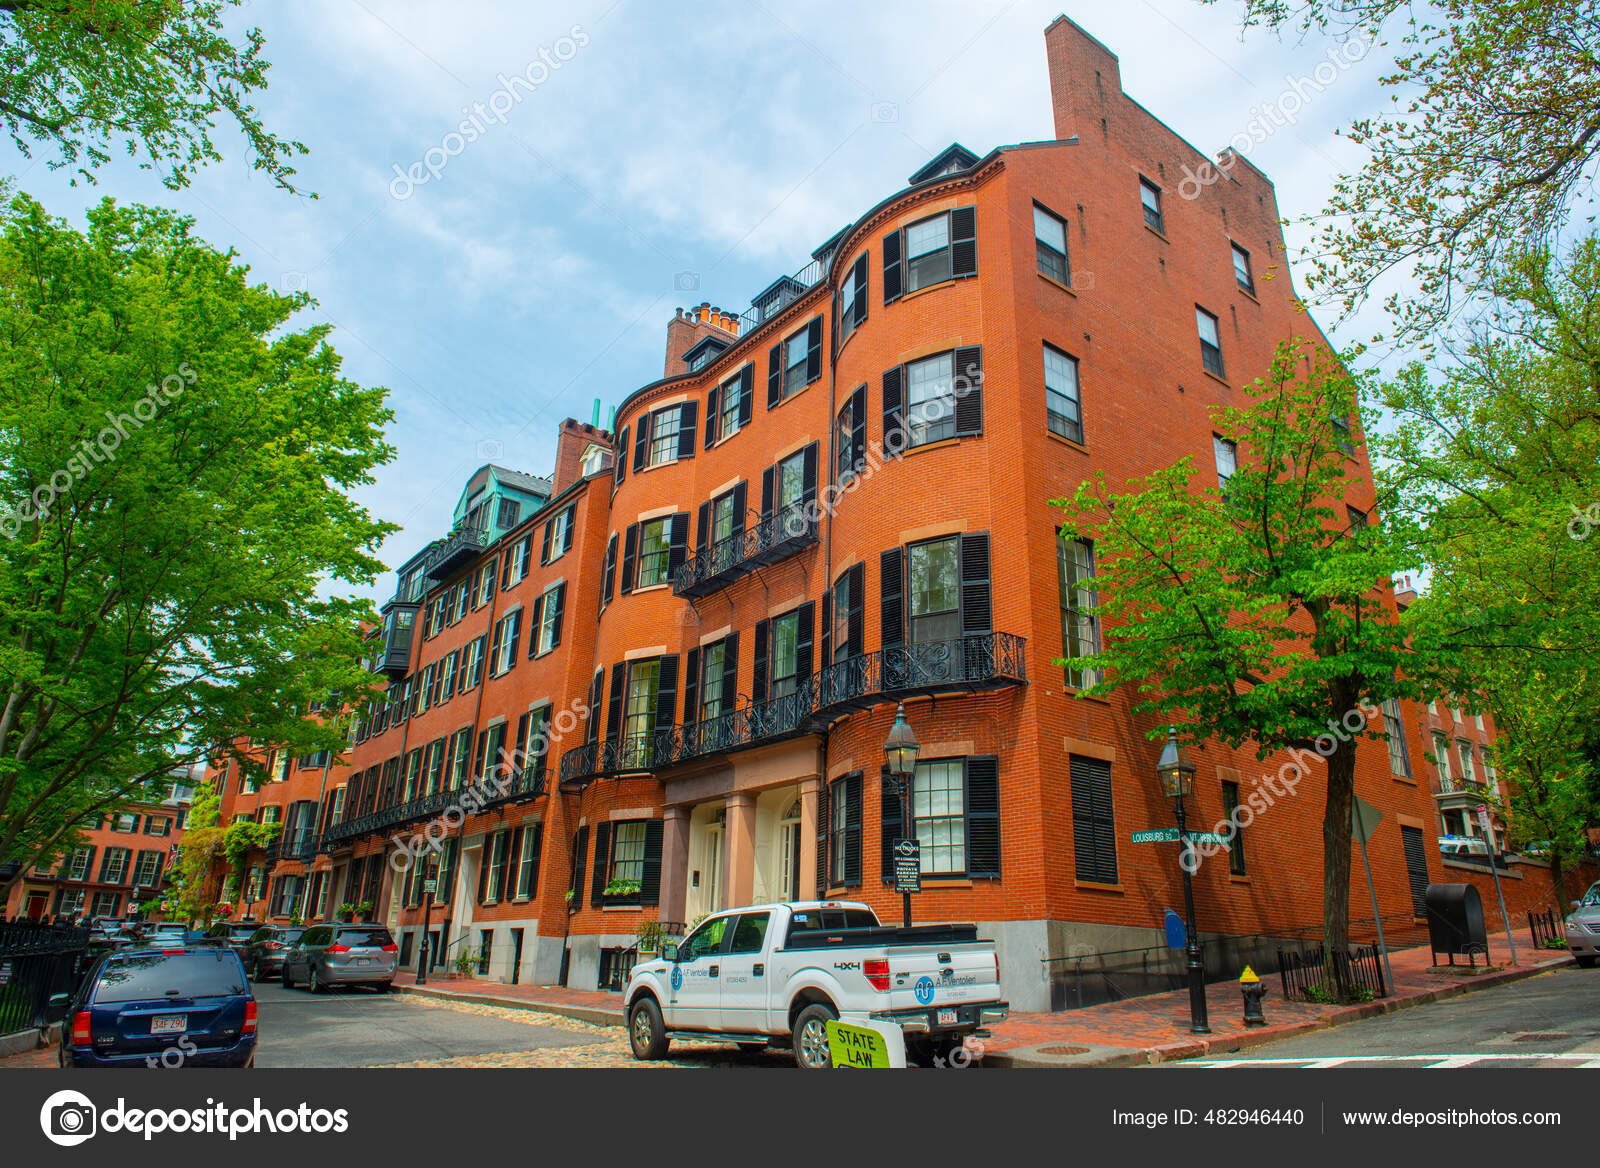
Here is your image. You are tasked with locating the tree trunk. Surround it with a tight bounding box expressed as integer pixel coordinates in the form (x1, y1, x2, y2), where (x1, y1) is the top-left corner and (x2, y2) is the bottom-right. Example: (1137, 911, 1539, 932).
(1321, 735, 1358, 971)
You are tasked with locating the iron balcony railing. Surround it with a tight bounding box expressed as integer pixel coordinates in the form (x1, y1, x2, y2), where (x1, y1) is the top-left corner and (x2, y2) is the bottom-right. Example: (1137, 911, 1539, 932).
(672, 504, 818, 598)
(558, 632, 1026, 787)
(320, 763, 552, 847)
(425, 523, 490, 582)
(732, 257, 825, 339)
(279, 828, 319, 862)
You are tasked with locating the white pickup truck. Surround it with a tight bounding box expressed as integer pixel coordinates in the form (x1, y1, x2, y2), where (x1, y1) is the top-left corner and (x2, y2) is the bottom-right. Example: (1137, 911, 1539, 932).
(623, 900, 1008, 1068)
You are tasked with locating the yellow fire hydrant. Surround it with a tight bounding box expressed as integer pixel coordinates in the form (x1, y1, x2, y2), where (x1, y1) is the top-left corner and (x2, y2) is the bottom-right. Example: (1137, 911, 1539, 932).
(1239, 965, 1268, 1027)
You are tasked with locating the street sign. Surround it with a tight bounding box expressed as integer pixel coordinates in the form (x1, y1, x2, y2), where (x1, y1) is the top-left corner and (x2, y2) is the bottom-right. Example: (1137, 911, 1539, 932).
(1352, 795, 1383, 844)
(892, 838, 921, 893)
(827, 1019, 899, 1068)
(1131, 828, 1179, 843)
(1187, 832, 1231, 848)
(423, 879, 437, 895)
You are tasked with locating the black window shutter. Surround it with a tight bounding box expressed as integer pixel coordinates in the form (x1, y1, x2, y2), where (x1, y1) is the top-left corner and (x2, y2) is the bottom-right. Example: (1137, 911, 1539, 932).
(1401, 826, 1430, 916)
(667, 512, 690, 578)
(586, 671, 604, 743)
(965, 756, 1001, 877)
(570, 825, 588, 902)
(696, 501, 711, 558)
(801, 441, 818, 507)
(541, 521, 553, 565)
(843, 772, 863, 885)
(883, 229, 902, 303)
(476, 838, 491, 903)
(602, 534, 617, 606)
(954, 344, 983, 436)
(881, 768, 903, 885)
(796, 602, 814, 682)
(684, 647, 700, 724)
(705, 385, 719, 446)
(816, 783, 830, 895)
(752, 619, 769, 703)
(805, 316, 822, 383)
(615, 426, 628, 484)
(500, 552, 513, 589)
(1070, 755, 1117, 884)
(474, 728, 488, 776)
(732, 481, 747, 538)
(640, 819, 664, 905)
(548, 582, 566, 647)
(847, 562, 865, 656)
(880, 548, 904, 648)
(760, 466, 775, 517)
(562, 507, 575, 553)
(882, 366, 904, 450)
(738, 366, 754, 426)
(607, 663, 626, 741)
(720, 630, 739, 708)
(951, 205, 977, 276)
(527, 594, 544, 656)
(852, 253, 868, 326)
(632, 419, 648, 472)
(621, 524, 638, 593)
(591, 822, 611, 907)
(767, 343, 782, 408)
(655, 653, 679, 728)
(820, 591, 831, 668)
(850, 384, 867, 471)
(506, 608, 522, 663)
(526, 824, 543, 897)
(960, 532, 992, 634)
(504, 827, 523, 902)
(677, 401, 698, 459)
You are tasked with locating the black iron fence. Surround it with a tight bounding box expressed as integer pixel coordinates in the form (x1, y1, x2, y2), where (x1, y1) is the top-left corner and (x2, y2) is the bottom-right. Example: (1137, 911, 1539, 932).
(1529, 908, 1563, 949)
(0, 921, 89, 1037)
(1277, 943, 1388, 1003)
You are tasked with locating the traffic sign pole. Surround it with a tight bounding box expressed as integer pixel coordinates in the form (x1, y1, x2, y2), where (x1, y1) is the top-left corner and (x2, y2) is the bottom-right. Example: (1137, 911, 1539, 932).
(1479, 804, 1517, 966)
(1352, 796, 1394, 995)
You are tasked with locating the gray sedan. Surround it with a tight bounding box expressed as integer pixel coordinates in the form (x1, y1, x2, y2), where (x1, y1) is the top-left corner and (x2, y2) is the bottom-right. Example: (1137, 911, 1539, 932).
(1565, 883, 1600, 968)
(281, 923, 398, 992)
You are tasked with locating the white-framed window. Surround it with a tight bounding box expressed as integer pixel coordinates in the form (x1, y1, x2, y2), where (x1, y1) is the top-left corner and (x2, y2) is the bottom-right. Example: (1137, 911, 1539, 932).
(1231, 242, 1254, 293)
(1058, 536, 1102, 688)
(838, 260, 862, 343)
(504, 536, 528, 585)
(1380, 698, 1412, 778)
(482, 831, 509, 905)
(64, 847, 92, 881)
(1197, 307, 1223, 377)
(1214, 436, 1238, 491)
(491, 609, 521, 676)
(113, 812, 137, 832)
(579, 444, 607, 476)
(908, 536, 961, 644)
(635, 517, 672, 588)
(646, 406, 683, 467)
(131, 850, 162, 887)
(906, 351, 956, 447)
(904, 213, 953, 292)
(783, 328, 810, 397)
(609, 821, 647, 885)
(515, 830, 539, 900)
(100, 847, 130, 884)
(912, 759, 966, 875)
(536, 584, 562, 654)
(1140, 177, 1163, 232)
(546, 508, 571, 561)
(719, 372, 743, 439)
(1043, 344, 1082, 443)
(1457, 739, 1477, 785)
(1433, 732, 1454, 787)
(1034, 203, 1069, 284)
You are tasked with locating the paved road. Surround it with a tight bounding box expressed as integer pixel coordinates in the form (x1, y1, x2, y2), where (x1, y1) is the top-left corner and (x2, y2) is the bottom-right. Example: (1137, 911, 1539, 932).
(1173, 966, 1600, 1069)
(251, 981, 600, 1068)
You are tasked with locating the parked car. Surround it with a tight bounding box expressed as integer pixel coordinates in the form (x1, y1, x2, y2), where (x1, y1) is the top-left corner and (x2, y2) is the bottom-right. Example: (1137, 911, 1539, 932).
(135, 922, 190, 946)
(243, 925, 307, 981)
(205, 920, 262, 959)
(281, 924, 398, 992)
(53, 946, 257, 1068)
(1568, 884, 1600, 968)
(624, 900, 1009, 1068)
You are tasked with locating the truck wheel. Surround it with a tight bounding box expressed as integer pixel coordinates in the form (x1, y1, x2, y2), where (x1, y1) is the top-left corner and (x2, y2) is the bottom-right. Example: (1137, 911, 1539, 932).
(1577, 954, 1597, 969)
(792, 1003, 837, 1069)
(629, 998, 670, 1060)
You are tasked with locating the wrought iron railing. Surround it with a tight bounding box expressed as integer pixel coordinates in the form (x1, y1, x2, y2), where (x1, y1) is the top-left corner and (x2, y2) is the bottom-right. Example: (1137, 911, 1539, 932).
(730, 258, 826, 339)
(425, 524, 490, 581)
(558, 632, 1026, 785)
(279, 828, 319, 862)
(1277, 943, 1388, 1002)
(673, 504, 818, 597)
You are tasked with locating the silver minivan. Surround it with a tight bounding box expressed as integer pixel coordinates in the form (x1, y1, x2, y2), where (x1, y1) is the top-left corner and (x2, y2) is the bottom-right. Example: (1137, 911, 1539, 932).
(281, 924, 398, 992)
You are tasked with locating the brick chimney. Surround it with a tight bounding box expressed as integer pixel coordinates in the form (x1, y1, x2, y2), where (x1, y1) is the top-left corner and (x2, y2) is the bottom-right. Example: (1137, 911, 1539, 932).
(663, 302, 740, 378)
(551, 419, 613, 496)
(1044, 16, 1123, 144)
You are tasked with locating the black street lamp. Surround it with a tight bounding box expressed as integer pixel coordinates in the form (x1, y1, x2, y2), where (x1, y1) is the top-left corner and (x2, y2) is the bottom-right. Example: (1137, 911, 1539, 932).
(1156, 726, 1210, 1035)
(883, 703, 921, 929)
(416, 858, 436, 986)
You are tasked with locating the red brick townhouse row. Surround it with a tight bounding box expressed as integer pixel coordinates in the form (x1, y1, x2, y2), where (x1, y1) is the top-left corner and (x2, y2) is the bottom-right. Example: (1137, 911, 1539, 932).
(202, 18, 1586, 1010)
(3, 770, 197, 922)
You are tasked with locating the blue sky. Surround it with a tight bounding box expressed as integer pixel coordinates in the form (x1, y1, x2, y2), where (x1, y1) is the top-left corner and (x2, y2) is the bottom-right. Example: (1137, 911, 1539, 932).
(5, 0, 1391, 603)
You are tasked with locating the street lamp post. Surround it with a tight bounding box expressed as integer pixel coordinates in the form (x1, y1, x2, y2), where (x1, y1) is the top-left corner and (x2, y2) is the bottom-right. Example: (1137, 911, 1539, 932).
(1156, 726, 1210, 1035)
(883, 703, 921, 929)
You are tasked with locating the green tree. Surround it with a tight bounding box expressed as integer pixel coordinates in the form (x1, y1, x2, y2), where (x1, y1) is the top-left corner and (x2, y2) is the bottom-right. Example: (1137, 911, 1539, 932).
(1056, 340, 1426, 964)
(0, 192, 394, 899)
(1210, 0, 1600, 348)
(0, 0, 308, 191)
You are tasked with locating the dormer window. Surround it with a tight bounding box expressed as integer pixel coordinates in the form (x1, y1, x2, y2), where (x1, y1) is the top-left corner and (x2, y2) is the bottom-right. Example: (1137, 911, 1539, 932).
(579, 444, 606, 476)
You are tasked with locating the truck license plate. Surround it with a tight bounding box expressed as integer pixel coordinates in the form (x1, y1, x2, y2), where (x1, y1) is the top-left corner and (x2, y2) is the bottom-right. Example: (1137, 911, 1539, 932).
(936, 1009, 958, 1026)
(150, 1014, 186, 1035)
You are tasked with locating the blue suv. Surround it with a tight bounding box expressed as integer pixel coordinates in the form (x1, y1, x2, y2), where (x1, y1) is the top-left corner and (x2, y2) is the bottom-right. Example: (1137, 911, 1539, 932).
(55, 946, 257, 1068)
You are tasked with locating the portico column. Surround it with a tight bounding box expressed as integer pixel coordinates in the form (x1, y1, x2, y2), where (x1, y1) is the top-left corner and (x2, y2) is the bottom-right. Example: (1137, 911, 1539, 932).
(797, 775, 821, 896)
(725, 792, 756, 908)
(658, 805, 690, 923)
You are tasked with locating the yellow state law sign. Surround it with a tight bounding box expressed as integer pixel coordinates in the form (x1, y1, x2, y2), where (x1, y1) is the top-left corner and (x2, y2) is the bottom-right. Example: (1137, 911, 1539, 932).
(826, 1019, 892, 1068)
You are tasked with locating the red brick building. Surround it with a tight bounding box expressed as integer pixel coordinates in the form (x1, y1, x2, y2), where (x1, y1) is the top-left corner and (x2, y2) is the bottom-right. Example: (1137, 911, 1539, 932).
(3, 770, 197, 923)
(204, 18, 1586, 1009)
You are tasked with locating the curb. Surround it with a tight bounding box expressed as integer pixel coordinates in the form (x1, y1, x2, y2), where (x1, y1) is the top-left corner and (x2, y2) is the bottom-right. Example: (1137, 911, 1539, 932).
(982, 956, 1571, 1068)
(390, 983, 625, 1027)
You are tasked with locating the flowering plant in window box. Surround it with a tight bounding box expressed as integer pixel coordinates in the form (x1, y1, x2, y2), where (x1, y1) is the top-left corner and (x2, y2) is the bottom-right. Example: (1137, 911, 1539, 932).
(213, 902, 234, 919)
(603, 878, 641, 900)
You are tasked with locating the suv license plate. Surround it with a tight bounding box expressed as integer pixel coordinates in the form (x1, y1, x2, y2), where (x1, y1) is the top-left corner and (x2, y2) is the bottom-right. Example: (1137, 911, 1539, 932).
(150, 1014, 186, 1035)
(936, 1009, 958, 1026)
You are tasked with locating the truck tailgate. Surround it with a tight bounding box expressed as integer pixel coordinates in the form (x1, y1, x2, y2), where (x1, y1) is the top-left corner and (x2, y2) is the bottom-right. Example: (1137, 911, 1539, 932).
(880, 943, 1000, 1010)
